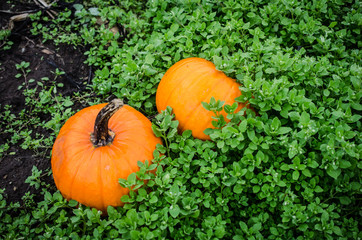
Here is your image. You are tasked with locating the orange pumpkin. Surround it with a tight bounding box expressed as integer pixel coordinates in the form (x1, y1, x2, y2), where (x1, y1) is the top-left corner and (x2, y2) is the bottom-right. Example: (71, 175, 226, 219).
(156, 57, 247, 140)
(51, 99, 161, 213)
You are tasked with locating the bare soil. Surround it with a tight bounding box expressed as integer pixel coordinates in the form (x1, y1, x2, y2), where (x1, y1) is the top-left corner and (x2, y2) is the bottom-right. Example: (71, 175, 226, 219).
(0, 1, 91, 203)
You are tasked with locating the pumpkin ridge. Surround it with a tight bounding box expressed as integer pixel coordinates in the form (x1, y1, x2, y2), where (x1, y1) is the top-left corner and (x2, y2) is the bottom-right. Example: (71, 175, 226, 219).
(58, 107, 100, 139)
(98, 150, 105, 211)
(68, 147, 97, 203)
(106, 148, 129, 206)
(107, 145, 128, 181)
(116, 137, 155, 155)
(179, 76, 227, 133)
(110, 119, 146, 131)
(171, 71, 220, 132)
(54, 138, 90, 194)
(157, 59, 211, 111)
(109, 143, 138, 175)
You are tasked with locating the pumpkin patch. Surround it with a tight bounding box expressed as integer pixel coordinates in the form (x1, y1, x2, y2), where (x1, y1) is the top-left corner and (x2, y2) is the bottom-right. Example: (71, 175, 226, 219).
(1, 0, 360, 239)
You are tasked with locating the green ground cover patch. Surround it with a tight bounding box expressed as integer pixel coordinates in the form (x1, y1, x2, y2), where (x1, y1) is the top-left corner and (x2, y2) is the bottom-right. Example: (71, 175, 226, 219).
(1, 0, 361, 239)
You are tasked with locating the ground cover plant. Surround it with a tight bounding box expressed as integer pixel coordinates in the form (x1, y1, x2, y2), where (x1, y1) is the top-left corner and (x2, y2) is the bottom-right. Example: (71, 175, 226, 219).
(0, 0, 361, 239)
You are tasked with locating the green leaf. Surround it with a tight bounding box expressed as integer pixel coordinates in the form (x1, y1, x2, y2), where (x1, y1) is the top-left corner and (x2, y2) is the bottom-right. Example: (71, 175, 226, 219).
(271, 117, 281, 131)
(256, 150, 264, 163)
(217, 141, 225, 148)
(169, 204, 180, 218)
(280, 164, 290, 171)
(68, 200, 78, 207)
(239, 120, 247, 132)
(247, 130, 257, 143)
(89, 7, 100, 16)
(121, 195, 130, 203)
(277, 180, 286, 187)
(314, 186, 324, 193)
(167, 128, 178, 138)
(239, 221, 248, 233)
(233, 184, 243, 194)
(253, 185, 260, 193)
(326, 166, 341, 179)
(170, 184, 179, 195)
(149, 195, 158, 204)
(300, 111, 310, 125)
(201, 101, 210, 111)
(130, 230, 139, 239)
(214, 225, 225, 238)
(145, 54, 155, 65)
(186, 38, 193, 48)
(339, 196, 351, 205)
(127, 172, 137, 185)
(278, 127, 292, 135)
(339, 160, 351, 169)
(182, 130, 192, 138)
(332, 226, 342, 236)
(288, 140, 299, 159)
(292, 170, 300, 180)
(302, 169, 311, 177)
(270, 227, 278, 235)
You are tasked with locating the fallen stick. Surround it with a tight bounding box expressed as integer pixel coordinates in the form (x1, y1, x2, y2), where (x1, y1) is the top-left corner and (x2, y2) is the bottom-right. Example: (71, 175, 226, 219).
(33, 0, 58, 19)
(9, 13, 30, 30)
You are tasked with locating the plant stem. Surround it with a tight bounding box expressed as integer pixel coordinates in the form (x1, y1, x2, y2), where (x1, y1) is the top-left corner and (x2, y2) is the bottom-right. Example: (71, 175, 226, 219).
(91, 99, 124, 147)
(162, 134, 170, 157)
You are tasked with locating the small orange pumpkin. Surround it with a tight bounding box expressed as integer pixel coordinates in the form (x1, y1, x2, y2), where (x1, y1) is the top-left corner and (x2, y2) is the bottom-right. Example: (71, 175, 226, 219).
(51, 99, 161, 213)
(156, 57, 247, 140)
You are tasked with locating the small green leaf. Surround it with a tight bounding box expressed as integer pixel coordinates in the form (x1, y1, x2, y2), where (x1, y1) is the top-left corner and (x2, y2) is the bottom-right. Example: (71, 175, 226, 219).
(302, 169, 311, 177)
(127, 172, 137, 185)
(332, 226, 342, 236)
(121, 195, 130, 203)
(239, 120, 247, 132)
(169, 204, 180, 218)
(68, 200, 78, 207)
(253, 185, 260, 193)
(339, 160, 351, 169)
(149, 195, 158, 204)
(217, 141, 225, 148)
(339, 196, 351, 205)
(326, 166, 341, 179)
(300, 111, 310, 125)
(145, 54, 155, 65)
(233, 184, 243, 194)
(292, 170, 300, 180)
(280, 164, 290, 171)
(182, 130, 192, 138)
(201, 101, 210, 111)
(271, 117, 281, 131)
(278, 127, 292, 135)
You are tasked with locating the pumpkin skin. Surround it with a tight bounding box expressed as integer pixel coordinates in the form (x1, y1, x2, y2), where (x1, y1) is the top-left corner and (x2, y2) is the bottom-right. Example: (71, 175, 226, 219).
(156, 57, 246, 140)
(51, 102, 161, 213)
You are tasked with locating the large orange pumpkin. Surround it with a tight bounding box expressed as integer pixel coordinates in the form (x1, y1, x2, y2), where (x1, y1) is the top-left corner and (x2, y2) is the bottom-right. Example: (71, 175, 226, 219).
(156, 57, 247, 140)
(51, 99, 161, 213)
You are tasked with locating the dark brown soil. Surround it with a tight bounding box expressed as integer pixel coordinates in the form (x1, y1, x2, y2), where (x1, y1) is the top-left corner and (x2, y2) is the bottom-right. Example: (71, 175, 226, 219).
(0, 1, 91, 204)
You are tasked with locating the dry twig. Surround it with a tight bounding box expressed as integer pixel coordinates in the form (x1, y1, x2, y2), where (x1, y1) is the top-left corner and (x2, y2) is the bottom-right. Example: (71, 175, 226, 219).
(32, 0, 58, 19)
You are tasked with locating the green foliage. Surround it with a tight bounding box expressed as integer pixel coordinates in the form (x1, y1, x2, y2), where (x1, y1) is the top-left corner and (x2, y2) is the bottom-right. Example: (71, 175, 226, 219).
(0, 29, 13, 50)
(0, 65, 99, 157)
(1, 0, 361, 239)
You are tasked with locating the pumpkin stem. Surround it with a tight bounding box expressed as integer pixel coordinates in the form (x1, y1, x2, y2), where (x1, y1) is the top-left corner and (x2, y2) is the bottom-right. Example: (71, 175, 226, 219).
(91, 99, 124, 147)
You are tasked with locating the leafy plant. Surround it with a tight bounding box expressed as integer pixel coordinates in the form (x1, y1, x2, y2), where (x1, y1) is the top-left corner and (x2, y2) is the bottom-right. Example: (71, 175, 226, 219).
(0, 29, 13, 50)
